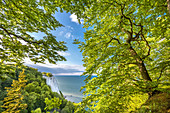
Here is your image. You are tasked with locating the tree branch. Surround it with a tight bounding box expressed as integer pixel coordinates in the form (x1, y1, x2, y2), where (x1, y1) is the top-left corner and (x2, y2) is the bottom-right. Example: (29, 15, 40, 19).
(0, 25, 41, 45)
(101, 1, 116, 7)
(108, 36, 121, 44)
(136, 24, 151, 59)
(157, 66, 167, 81)
(119, 5, 152, 81)
(120, 4, 133, 34)
(141, 34, 151, 59)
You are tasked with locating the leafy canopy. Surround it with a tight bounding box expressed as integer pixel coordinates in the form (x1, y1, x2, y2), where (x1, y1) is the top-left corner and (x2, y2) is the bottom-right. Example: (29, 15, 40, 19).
(58, 0, 170, 112)
(0, 0, 67, 78)
(44, 97, 62, 113)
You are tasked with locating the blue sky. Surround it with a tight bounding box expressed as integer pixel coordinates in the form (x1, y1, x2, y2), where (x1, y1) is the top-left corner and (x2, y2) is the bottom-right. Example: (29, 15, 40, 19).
(25, 11, 85, 76)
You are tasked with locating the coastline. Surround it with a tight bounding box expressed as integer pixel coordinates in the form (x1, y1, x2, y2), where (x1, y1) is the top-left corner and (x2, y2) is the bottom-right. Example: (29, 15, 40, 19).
(64, 95, 82, 103)
(43, 75, 83, 103)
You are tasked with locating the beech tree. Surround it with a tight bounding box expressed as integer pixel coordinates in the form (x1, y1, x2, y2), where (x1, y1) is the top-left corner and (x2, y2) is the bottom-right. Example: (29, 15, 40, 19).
(44, 97, 62, 113)
(1, 70, 27, 113)
(0, 0, 67, 79)
(58, 0, 170, 112)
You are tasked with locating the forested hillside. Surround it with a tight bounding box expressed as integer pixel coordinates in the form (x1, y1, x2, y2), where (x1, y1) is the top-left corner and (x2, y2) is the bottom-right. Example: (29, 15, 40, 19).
(0, 66, 74, 113)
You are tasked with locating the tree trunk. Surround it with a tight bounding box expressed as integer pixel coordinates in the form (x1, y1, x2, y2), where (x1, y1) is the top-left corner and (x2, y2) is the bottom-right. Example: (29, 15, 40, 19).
(128, 46, 152, 81)
(137, 61, 152, 81)
(168, 0, 170, 15)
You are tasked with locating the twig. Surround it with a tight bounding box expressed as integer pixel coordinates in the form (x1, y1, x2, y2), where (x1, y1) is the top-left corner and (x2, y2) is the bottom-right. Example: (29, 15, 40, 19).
(157, 66, 166, 81)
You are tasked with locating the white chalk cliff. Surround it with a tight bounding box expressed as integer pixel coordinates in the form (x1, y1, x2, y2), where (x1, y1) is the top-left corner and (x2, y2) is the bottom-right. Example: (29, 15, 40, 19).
(43, 76, 60, 94)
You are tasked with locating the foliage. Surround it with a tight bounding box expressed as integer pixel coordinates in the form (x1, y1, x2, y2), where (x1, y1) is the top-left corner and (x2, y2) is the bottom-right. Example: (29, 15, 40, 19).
(0, 101, 4, 113)
(58, 0, 170, 112)
(0, 0, 169, 112)
(44, 97, 61, 112)
(31, 108, 42, 113)
(0, 0, 67, 79)
(0, 66, 75, 113)
(61, 101, 74, 113)
(0, 0, 74, 111)
(42, 72, 53, 77)
(134, 93, 170, 113)
(20, 66, 68, 112)
(126, 93, 148, 112)
(0, 77, 12, 112)
(1, 70, 27, 113)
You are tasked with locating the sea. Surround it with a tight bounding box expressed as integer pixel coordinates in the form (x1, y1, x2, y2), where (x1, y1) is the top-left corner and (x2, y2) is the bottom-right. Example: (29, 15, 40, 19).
(55, 76, 87, 103)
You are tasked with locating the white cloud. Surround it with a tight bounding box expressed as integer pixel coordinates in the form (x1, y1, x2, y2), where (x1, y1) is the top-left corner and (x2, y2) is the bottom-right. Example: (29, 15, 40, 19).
(66, 26, 74, 30)
(65, 32, 71, 39)
(0, 45, 3, 49)
(58, 51, 70, 56)
(35, 63, 85, 71)
(71, 35, 75, 40)
(24, 58, 33, 65)
(57, 26, 75, 39)
(53, 72, 83, 76)
(24, 58, 85, 75)
(70, 13, 84, 24)
(59, 31, 64, 35)
(19, 39, 27, 45)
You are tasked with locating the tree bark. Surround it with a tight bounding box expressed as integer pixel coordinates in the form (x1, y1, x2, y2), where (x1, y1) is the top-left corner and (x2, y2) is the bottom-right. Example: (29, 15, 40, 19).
(128, 46, 152, 81)
(168, 0, 170, 15)
(138, 61, 152, 81)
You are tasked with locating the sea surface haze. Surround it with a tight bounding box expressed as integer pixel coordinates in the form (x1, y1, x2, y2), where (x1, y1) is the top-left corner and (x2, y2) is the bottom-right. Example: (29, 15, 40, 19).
(55, 75, 86, 103)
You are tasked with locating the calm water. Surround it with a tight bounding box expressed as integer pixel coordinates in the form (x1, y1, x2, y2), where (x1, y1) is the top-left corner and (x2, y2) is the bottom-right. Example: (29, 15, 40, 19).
(55, 76, 87, 103)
